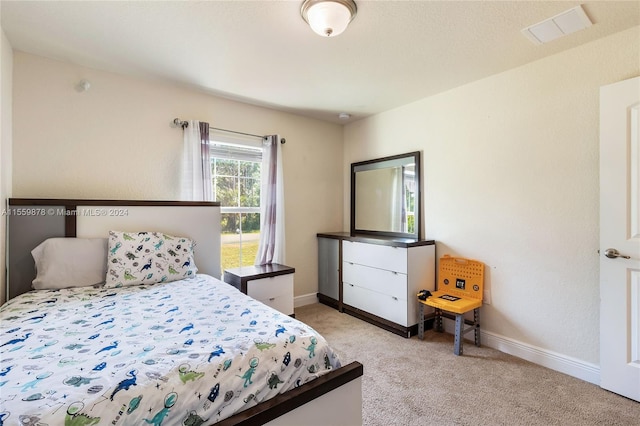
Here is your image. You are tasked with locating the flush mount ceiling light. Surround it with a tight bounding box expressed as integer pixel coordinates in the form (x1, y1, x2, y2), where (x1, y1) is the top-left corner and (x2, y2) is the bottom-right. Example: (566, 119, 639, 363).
(301, 0, 357, 37)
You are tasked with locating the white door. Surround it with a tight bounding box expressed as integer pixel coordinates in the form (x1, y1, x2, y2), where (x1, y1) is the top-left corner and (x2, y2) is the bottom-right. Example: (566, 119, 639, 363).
(600, 76, 640, 402)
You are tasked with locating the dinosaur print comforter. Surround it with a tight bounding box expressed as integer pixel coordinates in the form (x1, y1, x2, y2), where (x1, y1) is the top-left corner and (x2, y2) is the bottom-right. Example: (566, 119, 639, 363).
(0, 274, 341, 425)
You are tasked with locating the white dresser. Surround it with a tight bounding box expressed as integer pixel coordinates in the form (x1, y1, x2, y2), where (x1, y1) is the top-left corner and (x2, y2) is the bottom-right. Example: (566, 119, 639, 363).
(317, 233, 435, 337)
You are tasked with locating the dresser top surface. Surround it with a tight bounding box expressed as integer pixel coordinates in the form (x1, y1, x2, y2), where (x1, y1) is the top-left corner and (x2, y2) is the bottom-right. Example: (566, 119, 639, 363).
(317, 232, 435, 248)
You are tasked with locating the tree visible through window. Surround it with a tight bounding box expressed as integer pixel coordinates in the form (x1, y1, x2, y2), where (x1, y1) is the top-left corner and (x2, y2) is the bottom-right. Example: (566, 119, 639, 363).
(211, 141, 262, 272)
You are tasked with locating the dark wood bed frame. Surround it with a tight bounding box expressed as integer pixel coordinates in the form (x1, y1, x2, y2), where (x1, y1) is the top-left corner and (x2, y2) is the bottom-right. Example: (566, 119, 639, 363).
(5, 198, 364, 426)
(218, 361, 363, 426)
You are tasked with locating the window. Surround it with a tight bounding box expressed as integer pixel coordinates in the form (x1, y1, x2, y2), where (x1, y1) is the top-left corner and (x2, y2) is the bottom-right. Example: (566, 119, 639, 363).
(404, 166, 416, 234)
(210, 137, 262, 272)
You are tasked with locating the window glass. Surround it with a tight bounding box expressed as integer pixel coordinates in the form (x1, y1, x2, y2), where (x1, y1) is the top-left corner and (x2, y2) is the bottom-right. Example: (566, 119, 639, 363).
(211, 140, 262, 272)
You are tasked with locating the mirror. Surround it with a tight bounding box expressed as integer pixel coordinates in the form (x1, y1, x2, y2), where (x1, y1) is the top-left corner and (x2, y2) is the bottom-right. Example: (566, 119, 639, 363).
(351, 151, 421, 239)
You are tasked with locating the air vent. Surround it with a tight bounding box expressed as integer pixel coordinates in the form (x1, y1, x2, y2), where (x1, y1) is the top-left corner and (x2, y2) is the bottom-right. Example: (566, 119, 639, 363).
(522, 5, 592, 45)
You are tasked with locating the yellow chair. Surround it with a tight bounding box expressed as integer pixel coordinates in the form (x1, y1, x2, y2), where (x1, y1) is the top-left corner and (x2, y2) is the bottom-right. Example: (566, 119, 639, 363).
(418, 255, 484, 355)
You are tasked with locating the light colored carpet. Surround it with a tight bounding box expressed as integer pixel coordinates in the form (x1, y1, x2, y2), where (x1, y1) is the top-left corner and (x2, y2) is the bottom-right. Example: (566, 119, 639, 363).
(295, 303, 640, 426)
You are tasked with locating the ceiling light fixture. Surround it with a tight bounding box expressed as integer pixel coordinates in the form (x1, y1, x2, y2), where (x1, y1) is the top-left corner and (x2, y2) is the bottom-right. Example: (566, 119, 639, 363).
(301, 0, 357, 37)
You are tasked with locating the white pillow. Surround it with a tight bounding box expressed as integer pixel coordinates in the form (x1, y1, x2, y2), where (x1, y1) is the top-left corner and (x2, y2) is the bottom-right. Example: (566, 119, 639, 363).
(31, 238, 108, 290)
(105, 231, 198, 288)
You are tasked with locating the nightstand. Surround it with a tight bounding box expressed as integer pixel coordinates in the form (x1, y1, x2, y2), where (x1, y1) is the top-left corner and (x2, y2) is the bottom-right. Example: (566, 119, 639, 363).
(223, 263, 295, 317)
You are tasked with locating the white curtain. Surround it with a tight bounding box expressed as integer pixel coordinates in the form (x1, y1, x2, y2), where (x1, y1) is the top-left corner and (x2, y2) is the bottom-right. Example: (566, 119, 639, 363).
(180, 120, 212, 201)
(255, 135, 285, 265)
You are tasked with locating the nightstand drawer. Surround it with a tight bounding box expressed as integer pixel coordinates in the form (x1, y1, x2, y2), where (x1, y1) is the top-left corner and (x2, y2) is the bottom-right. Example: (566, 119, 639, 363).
(223, 263, 296, 316)
(254, 293, 293, 315)
(247, 274, 293, 300)
(248, 274, 293, 316)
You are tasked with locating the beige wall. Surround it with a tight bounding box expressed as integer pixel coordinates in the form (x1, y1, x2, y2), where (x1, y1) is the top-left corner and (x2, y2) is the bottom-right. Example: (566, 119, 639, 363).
(11, 52, 343, 299)
(0, 26, 13, 304)
(344, 26, 640, 366)
(9, 20, 639, 378)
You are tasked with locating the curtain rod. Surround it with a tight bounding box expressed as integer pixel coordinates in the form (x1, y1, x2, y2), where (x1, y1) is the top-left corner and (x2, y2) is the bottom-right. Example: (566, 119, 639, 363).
(172, 118, 285, 144)
(211, 127, 264, 140)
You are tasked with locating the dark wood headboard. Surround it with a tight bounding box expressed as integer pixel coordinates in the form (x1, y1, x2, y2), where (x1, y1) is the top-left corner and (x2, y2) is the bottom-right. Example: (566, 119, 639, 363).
(6, 198, 221, 300)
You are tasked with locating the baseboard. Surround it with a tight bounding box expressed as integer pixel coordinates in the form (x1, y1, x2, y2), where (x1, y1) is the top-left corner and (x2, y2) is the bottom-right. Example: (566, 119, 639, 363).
(294, 292, 318, 308)
(440, 320, 600, 385)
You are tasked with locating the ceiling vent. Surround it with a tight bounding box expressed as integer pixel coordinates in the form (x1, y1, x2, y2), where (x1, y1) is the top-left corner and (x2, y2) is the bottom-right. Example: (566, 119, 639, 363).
(522, 5, 593, 45)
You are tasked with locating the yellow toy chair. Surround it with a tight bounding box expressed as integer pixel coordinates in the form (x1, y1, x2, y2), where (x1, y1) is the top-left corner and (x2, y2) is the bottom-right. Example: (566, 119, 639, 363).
(417, 255, 484, 355)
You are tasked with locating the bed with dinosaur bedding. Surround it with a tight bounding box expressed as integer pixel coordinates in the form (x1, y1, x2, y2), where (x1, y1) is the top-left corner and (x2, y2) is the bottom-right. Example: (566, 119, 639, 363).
(1, 199, 363, 426)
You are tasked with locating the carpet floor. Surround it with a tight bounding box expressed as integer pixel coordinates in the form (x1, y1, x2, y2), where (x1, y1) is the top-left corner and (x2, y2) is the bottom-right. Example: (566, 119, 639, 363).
(295, 303, 640, 426)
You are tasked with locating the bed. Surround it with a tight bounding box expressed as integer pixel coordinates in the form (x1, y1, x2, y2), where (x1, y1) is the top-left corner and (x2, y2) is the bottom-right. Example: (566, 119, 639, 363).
(1, 199, 363, 426)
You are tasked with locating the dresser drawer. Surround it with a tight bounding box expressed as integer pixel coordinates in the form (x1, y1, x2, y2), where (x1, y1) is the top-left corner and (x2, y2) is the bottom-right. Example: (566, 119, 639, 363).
(342, 261, 407, 301)
(342, 240, 407, 273)
(343, 282, 408, 326)
(247, 274, 293, 300)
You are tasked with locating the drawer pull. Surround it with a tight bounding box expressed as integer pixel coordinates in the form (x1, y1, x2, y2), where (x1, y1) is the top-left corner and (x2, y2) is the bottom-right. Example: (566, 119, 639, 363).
(349, 284, 354, 287)
(392, 296, 398, 301)
(269, 297, 276, 301)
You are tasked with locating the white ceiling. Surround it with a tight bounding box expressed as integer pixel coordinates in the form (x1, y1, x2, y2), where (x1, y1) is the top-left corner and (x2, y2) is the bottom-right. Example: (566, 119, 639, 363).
(2, 1, 639, 124)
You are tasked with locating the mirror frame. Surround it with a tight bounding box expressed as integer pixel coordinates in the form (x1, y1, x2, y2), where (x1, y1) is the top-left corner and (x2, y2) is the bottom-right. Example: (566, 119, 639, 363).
(350, 151, 421, 240)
